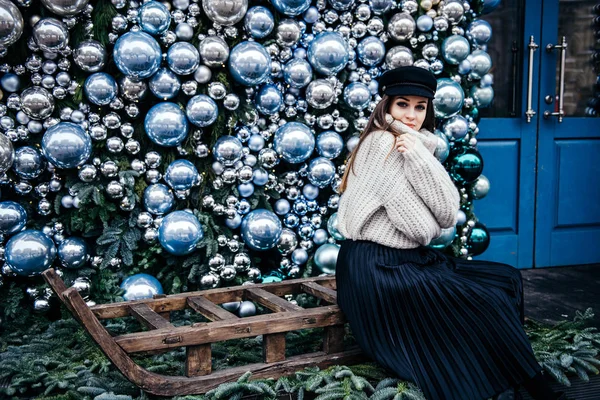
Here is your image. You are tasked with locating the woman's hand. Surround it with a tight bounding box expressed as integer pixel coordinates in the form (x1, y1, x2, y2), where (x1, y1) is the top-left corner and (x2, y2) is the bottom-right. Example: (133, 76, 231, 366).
(395, 134, 418, 154)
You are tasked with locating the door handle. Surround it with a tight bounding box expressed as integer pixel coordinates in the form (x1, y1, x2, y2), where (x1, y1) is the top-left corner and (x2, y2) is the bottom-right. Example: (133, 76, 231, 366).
(544, 36, 567, 122)
(525, 36, 538, 123)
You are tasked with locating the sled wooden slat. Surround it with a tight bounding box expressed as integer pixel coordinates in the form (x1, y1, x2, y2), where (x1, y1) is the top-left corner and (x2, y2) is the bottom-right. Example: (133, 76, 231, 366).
(41, 268, 365, 396)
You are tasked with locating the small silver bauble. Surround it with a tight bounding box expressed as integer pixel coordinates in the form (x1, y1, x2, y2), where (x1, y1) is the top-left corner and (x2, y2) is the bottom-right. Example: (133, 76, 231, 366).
(78, 164, 97, 182)
(106, 180, 124, 198)
(145, 151, 161, 168)
(223, 93, 240, 110)
(208, 82, 227, 99)
(143, 227, 158, 243)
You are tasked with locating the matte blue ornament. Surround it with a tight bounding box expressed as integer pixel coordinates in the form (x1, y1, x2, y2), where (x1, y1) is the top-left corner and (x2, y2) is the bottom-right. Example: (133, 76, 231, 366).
(186, 95, 218, 127)
(212, 135, 243, 166)
(274, 199, 291, 215)
(121, 273, 164, 301)
(283, 58, 313, 88)
(158, 210, 204, 255)
(144, 183, 174, 215)
(308, 32, 349, 76)
(248, 134, 265, 152)
(302, 184, 319, 200)
(238, 182, 255, 197)
(241, 209, 283, 251)
(167, 42, 200, 75)
(314, 243, 340, 274)
(307, 157, 336, 188)
(273, 122, 315, 164)
(244, 6, 275, 39)
(271, 0, 311, 16)
(441, 35, 471, 65)
(13, 146, 45, 179)
(467, 222, 490, 256)
(356, 36, 386, 67)
(316, 131, 344, 159)
(471, 86, 494, 108)
(343, 82, 371, 110)
(442, 115, 469, 139)
(138, 1, 171, 35)
(144, 102, 189, 147)
(327, 212, 345, 240)
(149, 67, 181, 100)
(42, 122, 92, 169)
(228, 41, 271, 86)
(84, 72, 118, 106)
(113, 31, 161, 79)
(225, 212, 242, 229)
(58, 237, 89, 269)
(303, 6, 319, 23)
(252, 167, 269, 186)
(5, 230, 57, 277)
(1, 73, 20, 92)
(292, 248, 308, 265)
(165, 159, 199, 191)
(433, 78, 464, 118)
(255, 84, 283, 115)
(313, 228, 328, 245)
(416, 15, 434, 32)
(449, 148, 484, 184)
(0, 201, 27, 235)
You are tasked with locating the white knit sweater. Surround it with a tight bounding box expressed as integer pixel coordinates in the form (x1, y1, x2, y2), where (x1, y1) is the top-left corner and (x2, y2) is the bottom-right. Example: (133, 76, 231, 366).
(337, 114, 461, 249)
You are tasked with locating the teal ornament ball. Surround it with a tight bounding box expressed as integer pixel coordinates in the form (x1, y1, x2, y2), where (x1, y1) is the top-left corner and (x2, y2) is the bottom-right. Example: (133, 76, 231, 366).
(467, 222, 490, 256)
(326, 212, 345, 241)
(449, 148, 484, 184)
(429, 226, 456, 249)
(314, 243, 340, 274)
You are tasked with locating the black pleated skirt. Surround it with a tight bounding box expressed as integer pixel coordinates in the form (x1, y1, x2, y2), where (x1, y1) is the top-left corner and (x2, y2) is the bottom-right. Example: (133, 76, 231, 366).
(335, 239, 543, 400)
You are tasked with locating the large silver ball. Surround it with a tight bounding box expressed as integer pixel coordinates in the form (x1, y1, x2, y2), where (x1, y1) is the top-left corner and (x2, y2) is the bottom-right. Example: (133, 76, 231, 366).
(305, 79, 336, 109)
(387, 12, 416, 42)
(385, 45, 414, 69)
(202, 0, 248, 26)
(198, 36, 230, 67)
(20, 87, 55, 120)
(32, 18, 69, 53)
(40, 0, 90, 16)
(0, 0, 24, 48)
(74, 40, 106, 72)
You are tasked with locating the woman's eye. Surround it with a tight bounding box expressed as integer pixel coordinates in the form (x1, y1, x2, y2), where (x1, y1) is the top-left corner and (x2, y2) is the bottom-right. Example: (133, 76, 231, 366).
(397, 102, 408, 107)
(416, 105, 426, 111)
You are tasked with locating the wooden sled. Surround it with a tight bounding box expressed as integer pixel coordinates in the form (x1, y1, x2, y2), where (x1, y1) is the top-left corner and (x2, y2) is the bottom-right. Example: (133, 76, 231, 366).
(42, 268, 367, 396)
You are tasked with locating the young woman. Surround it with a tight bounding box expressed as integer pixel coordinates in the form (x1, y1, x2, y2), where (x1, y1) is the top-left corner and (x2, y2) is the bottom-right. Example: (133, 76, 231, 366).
(335, 66, 568, 400)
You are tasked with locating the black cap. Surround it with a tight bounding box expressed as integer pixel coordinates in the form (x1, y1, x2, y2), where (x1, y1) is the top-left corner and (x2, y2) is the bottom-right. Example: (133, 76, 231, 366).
(379, 66, 437, 99)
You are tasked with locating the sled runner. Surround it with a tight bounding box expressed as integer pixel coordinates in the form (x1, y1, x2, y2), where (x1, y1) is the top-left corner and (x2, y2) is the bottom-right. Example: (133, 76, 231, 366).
(42, 268, 367, 396)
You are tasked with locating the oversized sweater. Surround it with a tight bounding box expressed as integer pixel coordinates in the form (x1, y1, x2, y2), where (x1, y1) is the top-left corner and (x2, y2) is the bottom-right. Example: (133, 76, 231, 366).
(337, 113, 461, 249)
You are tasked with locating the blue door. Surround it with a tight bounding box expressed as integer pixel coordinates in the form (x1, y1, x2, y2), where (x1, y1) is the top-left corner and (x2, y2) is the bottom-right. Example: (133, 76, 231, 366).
(473, 0, 600, 268)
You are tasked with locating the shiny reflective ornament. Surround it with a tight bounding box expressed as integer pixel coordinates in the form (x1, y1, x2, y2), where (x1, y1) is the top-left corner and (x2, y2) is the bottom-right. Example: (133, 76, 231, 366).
(0, 201, 26, 235)
(442, 35, 470, 65)
(213, 135, 243, 166)
(442, 0, 464, 23)
(194, 65, 212, 83)
(158, 210, 204, 255)
(307, 157, 336, 188)
(5, 230, 56, 276)
(13, 146, 45, 179)
(314, 243, 340, 274)
(433, 78, 464, 118)
(0, 0, 24, 48)
(467, 222, 490, 256)
(198, 36, 230, 68)
(277, 19, 301, 48)
(429, 226, 456, 248)
(468, 50, 492, 80)
(57, 237, 88, 269)
(42, 122, 92, 168)
(244, 6, 274, 39)
(305, 79, 336, 109)
(223, 93, 240, 110)
(74, 40, 106, 72)
(271, 0, 311, 16)
(283, 58, 313, 88)
(387, 12, 416, 42)
(40, 0, 89, 16)
(277, 228, 298, 255)
(255, 84, 283, 115)
(33, 18, 68, 52)
(20, 86, 54, 120)
(369, 0, 393, 15)
(307, 32, 349, 76)
(449, 148, 484, 184)
(144, 102, 189, 147)
(228, 41, 271, 86)
(326, 212, 345, 240)
(84, 72, 118, 106)
(274, 199, 291, 215)
(238, 300, 256, 317)
(385, 45, 414, 69)
(343, 82, 371, 110)
(165, 159, 199, 191)
(202, 0, 248, 26)
(186, 94, 218, 127)
(316, 130, 344, 159)
(470, 86, 494, 108)
(0, 134, 14, 174)
(144, 183, 174, 215)
(442, 115, 468, 139)
(357, 36, 385, 67)
(273, 122, 315, 164)
(167, 42, 200, 75)
(416, 15, 434, 32)
(113, 31, 162, 79)
(149, 68, 180, 99)
(467, 20, 492, 45)
(139, 1, 171, 35)
(241, 209, 282, 251)
(472, 174, 490, 200)
(121, 273, 164, 301)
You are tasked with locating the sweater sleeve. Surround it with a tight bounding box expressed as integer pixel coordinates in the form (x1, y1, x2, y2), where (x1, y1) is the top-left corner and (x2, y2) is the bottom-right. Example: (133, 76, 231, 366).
(402, 139, 460, 228)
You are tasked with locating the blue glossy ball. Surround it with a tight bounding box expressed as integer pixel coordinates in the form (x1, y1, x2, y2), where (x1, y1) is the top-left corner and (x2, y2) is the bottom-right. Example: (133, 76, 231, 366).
(139, 1, 171, 35)
(42, 122, 92, 169)
(303, 6, 319, 23)
(225, 212, 242, 229)
(283, 213, 299, 228)
(244, 6, 275, 39)
(471, 86, 494, 108)
(356, 36, 386, 67)
(441, 35, 471, 65)
(0, 201, 27, 235)
(58, 237, 89, 269)
(238, 182, 255, 197)
(6, 230, 57, 277)
(228, 41, 271, 86)
(252, 167, 269, 186)
(167, 42, 200, 75)
(271, 0, 311, 16)
(241, 209, 282, 251)
(316, 131, 344, 159)
(433, 78, 465, 118)
(84, 72, 118, 106)
(283, 58, 313, 88)
(327, 212, 345, 240)
(273, 122, 315, 164)
(248, 134, 265, 152)
(1, 73, 20, 92)
(274, 199, 291, 215)
(308, 32, 349, 75)
(121, 273, 164, 301)
(313, 228, 328, 245)
(343, 82, 371, 110)
(144, 102, 189, 147)
(158, 210, 204, 255)
(314, 243, 340, 274)
(302, 184, 319, 200)
(13, 146, 45, 179)
(307, 157, 336, 188)
(255, 84, 283, 115)
(292, 248, 308, 264)
(212, 135, 243, 166)
(442, 115, 469, 139)
(165, 159, 199, 191)
(467, 20, 492, 45)
(144, 183, 175, 215)
(113, 31, 161, 79)
(149, 67, 181, 99)
(186, 94, 218, 127)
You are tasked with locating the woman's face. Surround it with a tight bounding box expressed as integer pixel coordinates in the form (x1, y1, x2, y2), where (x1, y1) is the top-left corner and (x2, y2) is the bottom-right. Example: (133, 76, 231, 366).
(388, 95, 429, 131)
